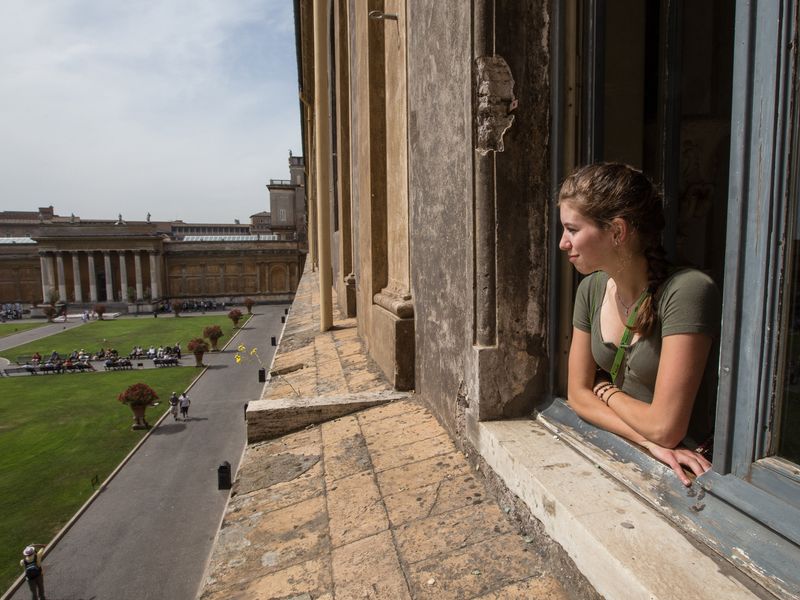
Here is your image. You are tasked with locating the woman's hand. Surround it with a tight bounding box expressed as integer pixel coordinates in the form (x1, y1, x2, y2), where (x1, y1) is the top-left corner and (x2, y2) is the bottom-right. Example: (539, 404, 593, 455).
(640, 441, 711, 486)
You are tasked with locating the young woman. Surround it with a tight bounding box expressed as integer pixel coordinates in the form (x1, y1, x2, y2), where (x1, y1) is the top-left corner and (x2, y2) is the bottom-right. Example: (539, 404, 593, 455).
(559, 163, 720, 486)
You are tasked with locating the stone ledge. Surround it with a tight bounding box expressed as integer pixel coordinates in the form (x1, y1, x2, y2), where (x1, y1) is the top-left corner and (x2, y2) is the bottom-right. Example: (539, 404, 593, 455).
(470, 418, 762, 600)
(246, 391, 409, 443)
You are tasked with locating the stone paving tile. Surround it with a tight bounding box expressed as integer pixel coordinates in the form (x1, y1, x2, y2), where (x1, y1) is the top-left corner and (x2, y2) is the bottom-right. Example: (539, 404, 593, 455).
(202, 557, 332, 600)
(327, 469, 388, 547)
(406, 533, 553, 600)
(228, 463, 324, 517)
(357, 398, 428, 425)
(383, 471, 486, 527)
(369, 432, 456, 472)
(394, 501, 513, 564)
(376, 451, 472, 496)
(332, 530, 412, 600)
(472, 576, 570, 599)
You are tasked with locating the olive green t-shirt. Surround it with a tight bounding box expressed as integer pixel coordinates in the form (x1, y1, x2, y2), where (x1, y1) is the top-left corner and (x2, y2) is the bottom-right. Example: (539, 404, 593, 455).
(572, 269, 720, 404)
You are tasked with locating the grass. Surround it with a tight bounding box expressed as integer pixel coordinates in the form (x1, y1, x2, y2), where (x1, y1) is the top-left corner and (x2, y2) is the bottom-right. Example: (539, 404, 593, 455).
(0, 368, 200, 592)
(0, 314, 246, 363)
(0, 322, 46, 339)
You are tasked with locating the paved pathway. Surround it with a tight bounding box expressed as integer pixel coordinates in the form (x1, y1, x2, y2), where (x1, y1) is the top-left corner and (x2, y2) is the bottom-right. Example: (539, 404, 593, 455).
(0, 320, 86, 354)
(9, 306, 289, 600)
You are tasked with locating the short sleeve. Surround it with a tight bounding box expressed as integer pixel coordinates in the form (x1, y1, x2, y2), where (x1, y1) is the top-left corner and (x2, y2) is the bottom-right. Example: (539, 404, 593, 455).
(659, 269, 721, 337)
(573, 272, 601, 333)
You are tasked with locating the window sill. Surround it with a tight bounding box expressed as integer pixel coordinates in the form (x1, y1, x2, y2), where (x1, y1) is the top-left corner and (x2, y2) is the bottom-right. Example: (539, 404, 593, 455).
(512, 399, 800, 598)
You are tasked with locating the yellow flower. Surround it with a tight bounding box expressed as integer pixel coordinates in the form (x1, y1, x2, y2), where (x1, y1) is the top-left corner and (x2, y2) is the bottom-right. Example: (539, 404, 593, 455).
(250, 348, 258, 356)
(237, 344, 246, 352)
(234, 354, 242, 364)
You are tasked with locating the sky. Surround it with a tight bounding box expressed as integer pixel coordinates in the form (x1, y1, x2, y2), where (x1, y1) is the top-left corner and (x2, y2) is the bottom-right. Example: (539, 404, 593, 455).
(0, 0, 302, 224)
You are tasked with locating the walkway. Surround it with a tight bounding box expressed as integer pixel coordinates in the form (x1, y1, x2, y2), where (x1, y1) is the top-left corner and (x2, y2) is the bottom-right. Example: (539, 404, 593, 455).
(8, 306, 289, 600)
(199, 268, 593, 599)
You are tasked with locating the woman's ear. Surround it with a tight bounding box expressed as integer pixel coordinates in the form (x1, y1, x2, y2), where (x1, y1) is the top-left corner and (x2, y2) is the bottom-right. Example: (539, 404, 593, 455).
(610, 217, 629, 245)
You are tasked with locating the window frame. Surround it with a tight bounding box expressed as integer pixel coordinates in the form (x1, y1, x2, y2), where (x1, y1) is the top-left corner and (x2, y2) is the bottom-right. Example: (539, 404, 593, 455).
(547, 0, 800, 594)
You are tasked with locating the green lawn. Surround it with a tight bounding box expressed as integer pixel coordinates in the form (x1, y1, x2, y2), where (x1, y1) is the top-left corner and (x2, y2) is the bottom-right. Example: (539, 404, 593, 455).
(0, 368, 200, 591)
(0, 322, 45, 339)
(0, 314, 245, 363)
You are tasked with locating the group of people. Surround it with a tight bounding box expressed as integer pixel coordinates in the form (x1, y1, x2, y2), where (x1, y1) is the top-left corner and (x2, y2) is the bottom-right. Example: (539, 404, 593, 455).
(169, 392, 191, 421)
(26, 350, 92, 375)
(157, 299, 226, 313)
(1, 302, 24, 321)
(129, 343, 182, 360)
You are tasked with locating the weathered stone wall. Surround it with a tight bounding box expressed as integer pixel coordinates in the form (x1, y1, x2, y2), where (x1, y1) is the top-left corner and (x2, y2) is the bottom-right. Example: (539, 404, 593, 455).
(0, 245, 39, 303)
(407, 2, 473, 435)
(408, 1, 552, 436)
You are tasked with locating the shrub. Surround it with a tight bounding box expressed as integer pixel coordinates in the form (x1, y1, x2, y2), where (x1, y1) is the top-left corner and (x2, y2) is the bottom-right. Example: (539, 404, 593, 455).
(187, 338, 210, 354)
(228, 309, 243, 327)
(93, 304, 106, 320)
(203, 325, 224, 350)
(117, 382, 159, 407)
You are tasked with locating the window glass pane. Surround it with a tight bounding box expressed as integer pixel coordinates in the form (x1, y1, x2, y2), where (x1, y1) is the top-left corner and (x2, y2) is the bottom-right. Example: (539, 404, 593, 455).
(779, 211, 800, 463)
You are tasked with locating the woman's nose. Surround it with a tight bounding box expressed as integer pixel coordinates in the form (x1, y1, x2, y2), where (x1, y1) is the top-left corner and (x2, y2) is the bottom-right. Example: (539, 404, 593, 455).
(559, 231, 570, 251)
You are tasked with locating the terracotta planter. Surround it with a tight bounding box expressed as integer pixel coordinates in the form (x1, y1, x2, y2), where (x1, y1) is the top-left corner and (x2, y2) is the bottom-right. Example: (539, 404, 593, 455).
(130, 404, 149, 430)
(194, 351, 205, 367)
(209, 339, 219, 351)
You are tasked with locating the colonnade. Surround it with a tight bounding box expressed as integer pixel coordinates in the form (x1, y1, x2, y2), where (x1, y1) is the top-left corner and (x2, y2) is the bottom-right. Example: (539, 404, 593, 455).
(38, 249, 160, 304)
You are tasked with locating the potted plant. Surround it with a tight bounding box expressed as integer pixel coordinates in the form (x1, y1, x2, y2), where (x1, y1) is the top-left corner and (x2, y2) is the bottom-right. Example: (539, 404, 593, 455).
(187, 337, 209, 367)
(243, 298, 255, 314)
(203, 325, 224, 351)
(171, 300, 183, 317)
(228, 309, 243, 328)
(42, 305, 57, 322)
(117, 382, 158, 429)
(93, 304, 106, 320)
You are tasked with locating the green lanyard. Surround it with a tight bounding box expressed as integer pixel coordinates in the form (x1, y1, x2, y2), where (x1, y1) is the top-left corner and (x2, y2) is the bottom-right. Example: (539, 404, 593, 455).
(610, 291, 649, 384)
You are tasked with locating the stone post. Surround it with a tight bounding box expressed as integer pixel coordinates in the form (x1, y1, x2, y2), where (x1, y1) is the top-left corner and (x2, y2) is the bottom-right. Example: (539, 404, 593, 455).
(56, 253, 67, 302)
(103, 251, 114, 301)
(149, 251, 159, 299)
(72, 252, 83, 302)
(87, 253, 98, 302)
(134, 251, 144, 300)
(119, 251, 128, 302)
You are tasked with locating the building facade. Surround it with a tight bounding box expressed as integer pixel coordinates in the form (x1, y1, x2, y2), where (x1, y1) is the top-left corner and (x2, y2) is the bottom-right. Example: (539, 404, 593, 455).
(296, 1, 799, 597)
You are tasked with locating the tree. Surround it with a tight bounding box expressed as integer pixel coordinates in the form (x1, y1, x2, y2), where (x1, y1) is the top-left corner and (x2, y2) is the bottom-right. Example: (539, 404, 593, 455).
(117, 382, 158, 429)
(187, 337, 210, 367)
(93, 304, 106, 320)
(243, 298, 255, 314)
(228, 309, 243, 328)
(203, 325, 224, 351)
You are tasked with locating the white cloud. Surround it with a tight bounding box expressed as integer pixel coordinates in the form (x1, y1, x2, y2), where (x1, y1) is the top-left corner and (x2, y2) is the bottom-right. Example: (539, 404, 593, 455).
(0, 0, 301, 223)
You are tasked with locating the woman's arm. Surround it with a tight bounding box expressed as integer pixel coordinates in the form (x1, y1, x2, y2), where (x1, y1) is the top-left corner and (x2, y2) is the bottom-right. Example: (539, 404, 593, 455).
(567, 328, 711, 485)
(605, 333, 712, 448)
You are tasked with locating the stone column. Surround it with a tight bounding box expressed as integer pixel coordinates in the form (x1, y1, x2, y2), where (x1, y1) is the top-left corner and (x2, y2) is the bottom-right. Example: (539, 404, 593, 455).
(72, 252, 83, 302)
(39, 254, 50, 304)
(118, 251, 128, 302)
(103, 251, 114, 301)
(134, 251, 144, 300)
(87, 253, 98, 302)
(46, 253, 56, 301)
(149, 251, 159, 299)
(56, 253, 67, 302)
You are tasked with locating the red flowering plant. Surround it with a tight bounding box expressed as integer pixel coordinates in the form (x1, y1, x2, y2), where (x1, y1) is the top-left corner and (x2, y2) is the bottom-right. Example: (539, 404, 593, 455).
(243, 298, 255, 314)
(187, 337, 210, 367)
(117, 382, 159, 429)
(228, 309, 243, 327)
(203, 325, 224, 351)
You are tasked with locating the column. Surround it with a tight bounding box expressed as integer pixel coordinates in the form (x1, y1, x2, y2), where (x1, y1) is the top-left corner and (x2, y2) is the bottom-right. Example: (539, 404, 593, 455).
(119, 251, 128, 302)
(46, 254, 56, 302)
(72, 252, 83, 302)
(39, 254, 50, 304)
(87, 253, 98, 302)
(149, 251, 159, 299)
(134, 251, 144, 300)
(103, 251, 114, 301)
(56, 253, 67, 301)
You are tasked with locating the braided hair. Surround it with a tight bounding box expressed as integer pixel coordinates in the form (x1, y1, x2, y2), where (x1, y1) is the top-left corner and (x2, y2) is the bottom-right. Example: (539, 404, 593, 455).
(559, 163, 670, 337)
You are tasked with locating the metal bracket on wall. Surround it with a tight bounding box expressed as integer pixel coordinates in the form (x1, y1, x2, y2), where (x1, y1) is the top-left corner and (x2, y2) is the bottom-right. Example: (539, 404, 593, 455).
(368, 10, 398, 21)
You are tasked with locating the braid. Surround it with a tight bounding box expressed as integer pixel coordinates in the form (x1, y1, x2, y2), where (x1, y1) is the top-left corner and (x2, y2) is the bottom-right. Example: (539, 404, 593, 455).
(633, 242, 671, 337)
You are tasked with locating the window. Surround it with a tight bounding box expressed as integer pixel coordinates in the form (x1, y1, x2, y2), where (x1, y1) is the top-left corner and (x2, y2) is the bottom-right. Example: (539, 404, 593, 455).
(548, 0, 800, 594)
(279, 208, 287, 222)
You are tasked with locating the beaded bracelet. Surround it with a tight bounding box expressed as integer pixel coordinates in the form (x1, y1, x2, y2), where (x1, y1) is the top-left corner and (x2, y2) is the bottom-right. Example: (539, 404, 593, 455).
(594, 382, 613, 396)
(604, 390, 621, 406)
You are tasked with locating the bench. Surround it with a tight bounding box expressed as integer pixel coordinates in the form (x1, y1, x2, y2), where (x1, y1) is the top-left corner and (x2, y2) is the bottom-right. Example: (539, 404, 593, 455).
(153, 357, 179, 367)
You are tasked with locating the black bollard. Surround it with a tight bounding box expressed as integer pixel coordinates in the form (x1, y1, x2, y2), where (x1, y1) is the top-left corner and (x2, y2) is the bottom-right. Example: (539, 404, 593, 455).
(218, 462, 232, 490)
(284, 308, 289, 315)
(258, 368, 266, 382)
(281, 316, 285, 323)
(243, 402, 249, 421)
(271, 336, 277, 346)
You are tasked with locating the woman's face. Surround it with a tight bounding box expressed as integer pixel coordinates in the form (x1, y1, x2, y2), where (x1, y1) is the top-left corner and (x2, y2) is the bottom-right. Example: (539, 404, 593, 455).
(559, 201, 615, 275)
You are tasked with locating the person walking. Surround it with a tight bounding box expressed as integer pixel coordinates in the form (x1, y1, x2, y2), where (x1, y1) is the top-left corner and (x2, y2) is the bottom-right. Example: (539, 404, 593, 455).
(179, 393, 191, 421)
(169, 392, 179, 421)
(20, 543, 46, 599)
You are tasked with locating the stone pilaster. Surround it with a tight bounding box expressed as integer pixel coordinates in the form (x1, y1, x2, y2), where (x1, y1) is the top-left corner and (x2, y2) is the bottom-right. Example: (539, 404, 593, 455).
(72, 252, 83, 302)
(103, 251, 114, 301)
(134, 251, 144, 300)
(87, 253, 98, 302)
